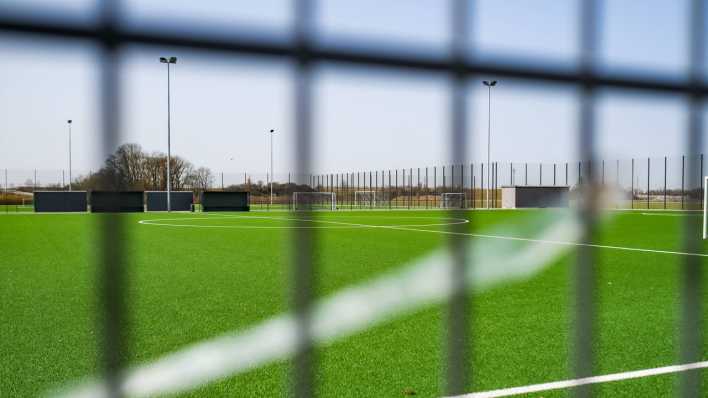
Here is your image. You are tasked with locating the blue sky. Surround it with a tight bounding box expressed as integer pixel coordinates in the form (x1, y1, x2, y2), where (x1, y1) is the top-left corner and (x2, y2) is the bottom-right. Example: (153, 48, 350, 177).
(0, 0, 706, 186)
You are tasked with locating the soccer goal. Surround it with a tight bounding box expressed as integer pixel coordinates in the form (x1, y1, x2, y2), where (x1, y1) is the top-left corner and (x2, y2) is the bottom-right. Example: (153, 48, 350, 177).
(440, 192, 465, 209)
(354, 191, 379, 208)
(293, 192, 336, 211)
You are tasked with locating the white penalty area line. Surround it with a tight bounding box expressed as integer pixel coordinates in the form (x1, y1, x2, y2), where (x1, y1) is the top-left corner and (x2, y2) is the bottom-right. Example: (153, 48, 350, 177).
(382, 225, 708, 258)
(447, 360, 708, 398)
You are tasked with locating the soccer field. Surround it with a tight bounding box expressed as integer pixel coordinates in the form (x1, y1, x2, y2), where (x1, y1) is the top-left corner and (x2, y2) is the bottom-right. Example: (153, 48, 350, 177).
(1, 209, 707, 397)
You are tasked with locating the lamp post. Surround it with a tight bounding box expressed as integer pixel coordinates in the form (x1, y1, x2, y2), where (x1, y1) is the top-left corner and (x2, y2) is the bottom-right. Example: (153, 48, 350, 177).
(67, 119, 72, 191)
(482, 80, 497, 209)
(160, 56, 177, 211)
(267, 129, 275, 205)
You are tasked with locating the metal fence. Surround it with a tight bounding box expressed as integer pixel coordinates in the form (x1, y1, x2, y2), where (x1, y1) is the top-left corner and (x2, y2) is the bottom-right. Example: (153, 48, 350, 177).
(0, 1, 705, 398)
(4, 154, 706, 211)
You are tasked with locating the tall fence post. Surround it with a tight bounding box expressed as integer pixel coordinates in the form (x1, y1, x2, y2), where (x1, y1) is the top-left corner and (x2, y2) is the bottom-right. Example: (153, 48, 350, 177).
(631, 158, 635, 209)
(434, 166, 438, 208)
(647, 157, 650, 209)
(480, 163, 484, 207)
(554, 163, 557, 186)
(470, 163, 474, 208)
(425, 166, 430, 209)
(416, 167, 420, 208)
(664, 157, 667, 210)
(682, 155, 685, 210)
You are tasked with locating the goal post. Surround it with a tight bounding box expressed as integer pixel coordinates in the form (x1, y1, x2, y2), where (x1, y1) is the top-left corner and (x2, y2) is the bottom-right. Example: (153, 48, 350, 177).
(440, 192, 465, 209)
(293, 192, 336, 211)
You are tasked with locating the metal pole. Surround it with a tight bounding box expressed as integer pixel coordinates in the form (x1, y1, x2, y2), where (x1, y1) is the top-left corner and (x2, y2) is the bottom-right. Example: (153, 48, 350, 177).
(631, 158, 635, 209)
(68, 119, 73, 191)
(166, 62, 172, 212)
(554, 163, 557, 186)
(269, 129, 275, 206)
(664, 156, 667, 210)
(426, 166, 429, 209)
(682, 155, 685, 209)
(647, 157, 650, 209)
(486, 84, 491, 209)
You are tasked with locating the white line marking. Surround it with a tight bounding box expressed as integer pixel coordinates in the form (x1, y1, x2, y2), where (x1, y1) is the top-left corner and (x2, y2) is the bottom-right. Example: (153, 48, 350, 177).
(640, 212, 702, 217)
(138, 215, 470, 229)
(141, 214, 707, 257)
(381, 225, 708, 258)
(54, 214, 580, 398)
(446, 361, 708, 398)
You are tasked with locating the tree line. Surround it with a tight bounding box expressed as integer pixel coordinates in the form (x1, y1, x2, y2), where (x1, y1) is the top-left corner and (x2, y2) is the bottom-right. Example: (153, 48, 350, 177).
(71, 143, 214, 191)
(68, 143, 314, 195)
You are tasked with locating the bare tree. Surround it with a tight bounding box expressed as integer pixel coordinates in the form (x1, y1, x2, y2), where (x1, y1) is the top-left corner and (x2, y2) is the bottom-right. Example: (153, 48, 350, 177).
(187, 167, 214, 191)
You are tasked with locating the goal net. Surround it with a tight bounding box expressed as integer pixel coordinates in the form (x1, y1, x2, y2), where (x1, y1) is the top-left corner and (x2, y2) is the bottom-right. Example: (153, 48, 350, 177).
(354, 191, 379, 208)
(440, 192, 465, 209)
(293, 192, 336, 211)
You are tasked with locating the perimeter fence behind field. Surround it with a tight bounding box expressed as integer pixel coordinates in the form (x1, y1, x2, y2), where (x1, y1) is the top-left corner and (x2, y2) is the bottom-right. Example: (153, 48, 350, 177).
(4, 154, 705, 211)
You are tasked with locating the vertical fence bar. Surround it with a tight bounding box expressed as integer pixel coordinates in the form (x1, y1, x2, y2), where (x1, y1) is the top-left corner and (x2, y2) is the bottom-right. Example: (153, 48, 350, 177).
(573, 0, 599, 396)
(471, 163, 474, 208)
(554, 163, 557, 186)
(664, 156, 667, 209)
(682, 155, 685, 210)
(647, 157, 650, 209)
(291, 1, 316, 395)
(539, 163, 542, 185)
(481, 163, 484, 208)
(426, 166, 429, 209)
(631, 158, 635, 209)
(417, 167, 420, 208)
(680, 1, 705, 395)
(446, 1, 471, 389)
(97, 1, 127, 394)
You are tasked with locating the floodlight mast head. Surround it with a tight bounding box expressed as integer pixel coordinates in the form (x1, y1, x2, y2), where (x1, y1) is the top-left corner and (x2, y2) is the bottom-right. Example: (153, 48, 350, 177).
(159, 57, 177, 64)
(483, 80, 497, 87)
(67, 119, 72, 124)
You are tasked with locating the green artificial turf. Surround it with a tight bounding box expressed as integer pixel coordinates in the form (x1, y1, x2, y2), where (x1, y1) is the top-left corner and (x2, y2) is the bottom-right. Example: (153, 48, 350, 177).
(1, 209, 706, 397)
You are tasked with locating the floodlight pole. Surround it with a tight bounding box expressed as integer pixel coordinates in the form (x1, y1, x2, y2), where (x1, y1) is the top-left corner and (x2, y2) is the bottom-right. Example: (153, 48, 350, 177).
(267, 129, 275, 205)
(160, 56, 177, 211)
(67, 119, 72, 191)
(483, 80, 497, 209)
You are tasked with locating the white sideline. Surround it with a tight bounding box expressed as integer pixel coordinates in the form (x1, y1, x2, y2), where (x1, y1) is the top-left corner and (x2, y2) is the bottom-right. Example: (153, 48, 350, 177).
(446, 361, 708, 398)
